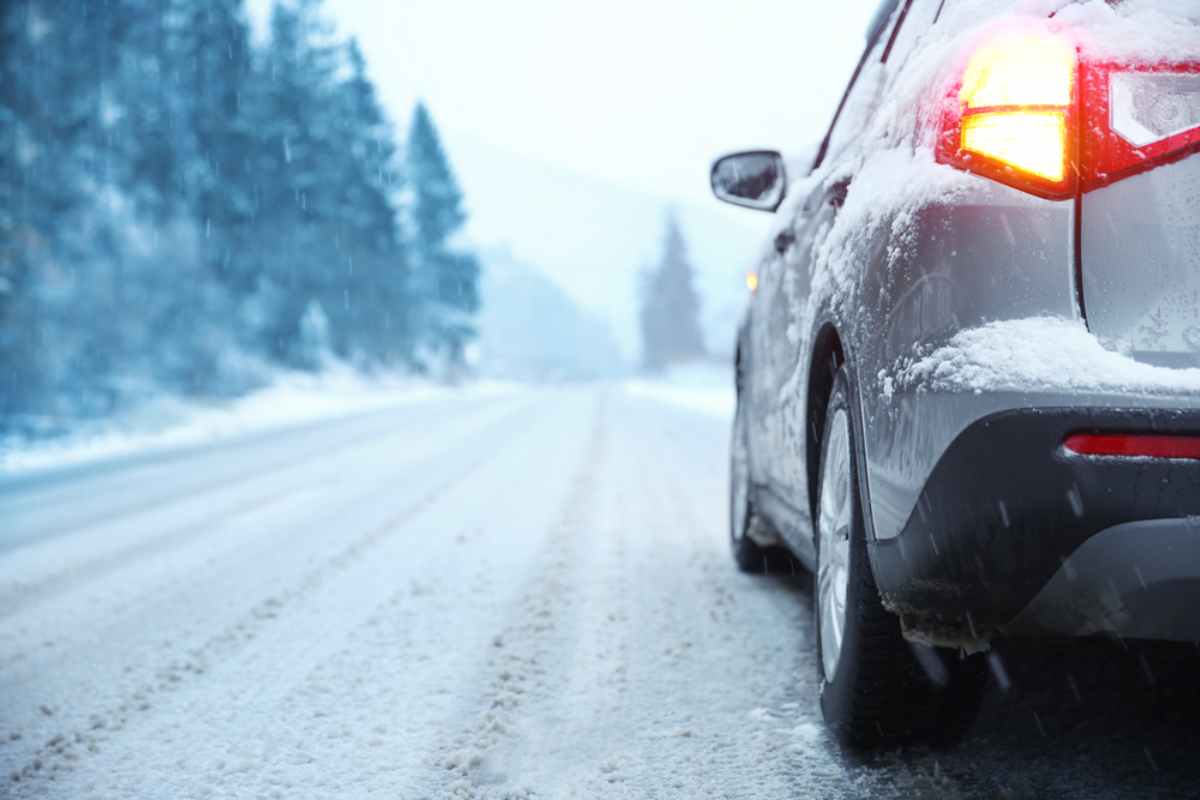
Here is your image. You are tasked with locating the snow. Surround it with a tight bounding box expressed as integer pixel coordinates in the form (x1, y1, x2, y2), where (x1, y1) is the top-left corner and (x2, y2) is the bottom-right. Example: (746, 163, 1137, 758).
(895, 316, 1200, 395)
(0, 364, 520, 476)
(1056, 0, 1200, 62)
(0, 388, 826, 799)
(5, 2, 1200, 796)
(930, 1, 1200, 64)
(623, 362, 735, 417)
(2, 384, 1197, 798)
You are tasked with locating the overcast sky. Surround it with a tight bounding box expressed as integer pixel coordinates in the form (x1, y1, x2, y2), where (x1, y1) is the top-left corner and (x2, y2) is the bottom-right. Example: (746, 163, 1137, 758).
(250, 1, 878, 205)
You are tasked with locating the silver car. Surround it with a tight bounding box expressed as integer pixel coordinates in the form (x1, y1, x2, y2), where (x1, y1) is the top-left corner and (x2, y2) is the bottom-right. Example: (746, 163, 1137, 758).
(712, 0, 1200, 747)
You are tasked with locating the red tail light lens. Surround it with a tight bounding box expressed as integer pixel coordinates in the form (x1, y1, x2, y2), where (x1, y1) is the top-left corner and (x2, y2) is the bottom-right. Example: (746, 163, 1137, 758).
(1064, 433, 1200, 460)
(1080, 63, 1200, 191)
(937, 33, 1200, 198)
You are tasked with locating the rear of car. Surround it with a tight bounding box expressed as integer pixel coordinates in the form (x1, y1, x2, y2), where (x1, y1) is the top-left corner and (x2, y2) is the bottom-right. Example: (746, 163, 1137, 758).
(865, 0, 1200, 649)
(716, 0, 1200, 747)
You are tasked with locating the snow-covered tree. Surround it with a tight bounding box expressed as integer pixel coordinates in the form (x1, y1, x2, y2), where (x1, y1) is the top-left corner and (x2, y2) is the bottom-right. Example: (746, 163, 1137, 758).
(406, 102, 481, 370)
(328, 39, 414, 366)
(639, 213, 707, 370)
(0, 0, 448, 433)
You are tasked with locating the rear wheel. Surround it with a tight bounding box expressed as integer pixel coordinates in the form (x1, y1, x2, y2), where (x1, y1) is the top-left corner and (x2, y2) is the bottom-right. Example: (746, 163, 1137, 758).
(814, 367, 985, 748)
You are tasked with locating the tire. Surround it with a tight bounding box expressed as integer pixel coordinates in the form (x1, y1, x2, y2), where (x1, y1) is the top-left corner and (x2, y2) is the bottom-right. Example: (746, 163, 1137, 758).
(814, 366, 985, 748)
(730, 401, 799, 575)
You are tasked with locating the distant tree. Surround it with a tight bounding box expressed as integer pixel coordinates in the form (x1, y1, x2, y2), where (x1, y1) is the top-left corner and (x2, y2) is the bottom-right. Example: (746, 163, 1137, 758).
(179, 0, 256, 286)
(243, 3, 417, 369)
(0, 0, 50, 421)
(127, 0, 257, 392)
(639, 213, 706, 370)
(329, 39, 413, 366)
(0, 0, 146, 419)
(238, 0, 343, 366)
(405, 101, 480, 370)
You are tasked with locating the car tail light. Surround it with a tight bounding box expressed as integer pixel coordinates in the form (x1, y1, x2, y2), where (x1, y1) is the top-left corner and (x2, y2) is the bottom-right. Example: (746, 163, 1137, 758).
(1080, 64, 1200, 191)
(936, 32, 1200, 198)
(1063, 433, 1200, 460)
(937, 34, 1077, 199)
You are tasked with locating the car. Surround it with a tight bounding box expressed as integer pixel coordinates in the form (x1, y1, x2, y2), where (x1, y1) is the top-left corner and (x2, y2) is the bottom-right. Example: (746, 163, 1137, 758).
(711, 0, 1200, 748)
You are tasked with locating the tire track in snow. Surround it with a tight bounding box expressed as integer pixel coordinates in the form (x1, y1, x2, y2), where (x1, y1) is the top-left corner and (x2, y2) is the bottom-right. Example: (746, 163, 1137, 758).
(416, 391, 813, 798)
(422, 391, 612, 799)
(471, 393, 818, 799)
(480, 391, 650, 797)
(0, 398, 531, 704)
(562, 399, 796, 798)
(0, 396, 529, 623)
(1, 400, 541, 794)
(0, 416, 395, 548)
(632, 401, 837, 796)
(0, 395, 516, 553)
(131, 394, 606, 799)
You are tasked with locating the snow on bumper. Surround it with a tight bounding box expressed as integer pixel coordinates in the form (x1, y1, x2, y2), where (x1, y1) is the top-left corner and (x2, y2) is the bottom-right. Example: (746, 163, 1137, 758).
(892, 316, 1200, 397)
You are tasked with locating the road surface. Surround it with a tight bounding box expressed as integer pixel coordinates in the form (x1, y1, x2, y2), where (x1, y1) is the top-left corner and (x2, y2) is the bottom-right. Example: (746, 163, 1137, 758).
(2, 386, 1198, 799)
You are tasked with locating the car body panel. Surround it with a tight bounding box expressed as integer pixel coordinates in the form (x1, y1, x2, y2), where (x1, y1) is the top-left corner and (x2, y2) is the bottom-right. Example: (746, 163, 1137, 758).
(1080, 154, 1200, 365)
(857, 186, 1078, 542)
(750, 179, 842, 517)
(869, 404, 1200, 645)
(1005, 517, 1200, 642)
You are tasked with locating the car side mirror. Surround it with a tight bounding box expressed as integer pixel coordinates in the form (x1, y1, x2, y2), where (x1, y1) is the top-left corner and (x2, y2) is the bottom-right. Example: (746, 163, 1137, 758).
(710, 150, 787, 212)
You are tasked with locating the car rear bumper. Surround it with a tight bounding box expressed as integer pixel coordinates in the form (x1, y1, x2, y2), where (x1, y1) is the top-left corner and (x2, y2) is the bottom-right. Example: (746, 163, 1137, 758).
(867, 406, 1200, 647)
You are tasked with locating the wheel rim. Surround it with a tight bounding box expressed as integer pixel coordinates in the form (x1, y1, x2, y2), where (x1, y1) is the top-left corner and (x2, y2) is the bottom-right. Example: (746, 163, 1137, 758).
(730, 410, 750, 543)
(818, 407, 853, 683)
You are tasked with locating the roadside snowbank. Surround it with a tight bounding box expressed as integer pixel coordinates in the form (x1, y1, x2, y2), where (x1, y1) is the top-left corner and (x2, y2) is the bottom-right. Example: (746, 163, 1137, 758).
(623, 362, 735, 417)
(0, 364, 519, 475)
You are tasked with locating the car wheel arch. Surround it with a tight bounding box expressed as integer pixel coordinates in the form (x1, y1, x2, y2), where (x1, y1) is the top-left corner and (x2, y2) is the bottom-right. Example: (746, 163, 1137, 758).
(805, 319, 879, 545)
(806, 322, 845, 525)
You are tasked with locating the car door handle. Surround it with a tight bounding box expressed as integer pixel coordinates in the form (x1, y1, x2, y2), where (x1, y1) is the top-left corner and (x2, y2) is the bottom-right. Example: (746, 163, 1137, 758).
(774, 228, 796, 255)
(827, 179, 850, 210)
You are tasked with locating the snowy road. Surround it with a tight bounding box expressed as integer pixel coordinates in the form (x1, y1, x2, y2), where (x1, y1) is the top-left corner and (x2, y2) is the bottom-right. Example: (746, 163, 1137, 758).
(2, 386, 1199, 799)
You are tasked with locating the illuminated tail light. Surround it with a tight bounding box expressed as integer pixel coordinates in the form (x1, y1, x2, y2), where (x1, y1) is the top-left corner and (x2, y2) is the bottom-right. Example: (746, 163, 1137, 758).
(960, 111, 1068, 183)
(937, 34, 1077, 199)
(1063, 433, 1200, 460)
(936, 33, 1200, 198)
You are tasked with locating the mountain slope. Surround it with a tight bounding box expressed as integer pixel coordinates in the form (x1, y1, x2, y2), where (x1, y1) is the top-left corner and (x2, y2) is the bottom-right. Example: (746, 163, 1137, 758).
(444, 128, 769, 359)
(477, 248, 626, 380)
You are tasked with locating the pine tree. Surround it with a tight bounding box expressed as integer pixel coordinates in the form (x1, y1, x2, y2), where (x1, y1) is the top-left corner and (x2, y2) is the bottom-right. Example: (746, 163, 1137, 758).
(126, 0, 257, 392)
(179, 0, 256, 288)
(405, 102, 480, 370)
(0, 0, 143, 419)
(0, 1, 48, 421)
(0, 0, 430, 431)
(639, 213, 706, 370)
(242, 0, 344, 366)
(328, 39, 412, 365)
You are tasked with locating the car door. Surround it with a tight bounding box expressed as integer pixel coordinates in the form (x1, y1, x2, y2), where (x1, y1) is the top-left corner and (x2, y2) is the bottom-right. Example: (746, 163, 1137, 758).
(743, 235, 780, 486)
(753, 1, 902, 494)
(758, 0, 940, 534)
